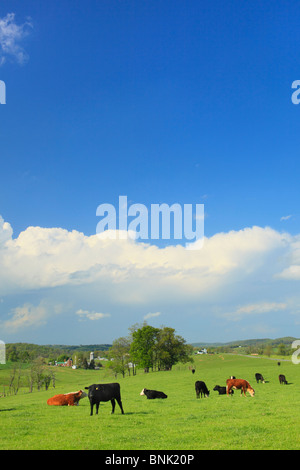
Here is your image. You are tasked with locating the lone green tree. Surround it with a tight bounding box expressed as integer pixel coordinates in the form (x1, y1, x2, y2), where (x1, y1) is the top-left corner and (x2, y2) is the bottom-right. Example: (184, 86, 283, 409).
(130, 324, 160, 372)
(130, 323, 192, 372)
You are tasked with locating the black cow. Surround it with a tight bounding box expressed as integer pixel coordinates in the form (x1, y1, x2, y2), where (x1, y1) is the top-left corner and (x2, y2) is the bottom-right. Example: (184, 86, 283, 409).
(213, 385, 233, 395)
(195, 380, 210, 398)
(255, 373, 265, 383)
(140, 388, 167, 399)
(279, 374, 288, 385)
(85, 383, 124, 416)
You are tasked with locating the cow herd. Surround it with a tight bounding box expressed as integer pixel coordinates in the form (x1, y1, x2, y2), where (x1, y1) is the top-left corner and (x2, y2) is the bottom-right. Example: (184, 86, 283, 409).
(194, 371, 290, 400)
(46, 369, 290, 416)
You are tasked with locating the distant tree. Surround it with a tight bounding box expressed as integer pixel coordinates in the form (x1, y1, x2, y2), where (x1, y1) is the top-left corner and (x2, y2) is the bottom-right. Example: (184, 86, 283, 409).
(156, 327, 193, 371)
(130, 325, 159, 372)
(56, 354, 68, 363)
(8, 347, 18, 362)
(264, 344, 273, 357)
(19, 350, 30, 363)
(278, 343, 287, 356)
(32, 358, 46, 390)
(129, 324, 193, 372)
(82, 358, 88, 369)
(43, 372, 52, 390)
(8, 363, 22, 395)
(108, 337, 131, 378)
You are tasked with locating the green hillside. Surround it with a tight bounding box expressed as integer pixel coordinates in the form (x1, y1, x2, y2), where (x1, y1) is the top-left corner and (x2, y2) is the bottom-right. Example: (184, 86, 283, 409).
(1, 353, 300, 450)
(191, 336, 297, 348)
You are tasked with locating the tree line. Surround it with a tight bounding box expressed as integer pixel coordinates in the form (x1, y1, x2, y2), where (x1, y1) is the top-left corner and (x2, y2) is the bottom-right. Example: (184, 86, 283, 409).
(5, 342, 110, 363)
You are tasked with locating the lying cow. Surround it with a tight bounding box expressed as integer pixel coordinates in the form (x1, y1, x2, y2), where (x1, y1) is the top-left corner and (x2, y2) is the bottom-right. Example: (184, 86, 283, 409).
(47, 389, 87, 406)
(85, 383, 124, 416)
(226, 378, 255, 397)
(279, 374, 288, 384)
(213, 385, 233, 395)
(255, 373, 265, 383)
(140, 388, 167, 399)
(195, 380, 210, 398)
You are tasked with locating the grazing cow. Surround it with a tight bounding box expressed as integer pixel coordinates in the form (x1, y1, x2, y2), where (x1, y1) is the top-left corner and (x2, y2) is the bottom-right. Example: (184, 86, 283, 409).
(279, 374, 288, 385)
(140, 388, 167, 399)
(47, 389, 87, 406)
(213, 385, 233, 395)
(255, 373, 265, 383)
(85, 383, 124, 416)
(226, 379, 255, 397)
(195, 381, 210, 398)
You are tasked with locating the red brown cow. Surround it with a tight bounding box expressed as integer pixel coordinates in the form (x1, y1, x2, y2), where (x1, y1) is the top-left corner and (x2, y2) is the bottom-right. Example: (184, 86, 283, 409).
(226, 379, 255, 397)
(47, 389, 87, 406)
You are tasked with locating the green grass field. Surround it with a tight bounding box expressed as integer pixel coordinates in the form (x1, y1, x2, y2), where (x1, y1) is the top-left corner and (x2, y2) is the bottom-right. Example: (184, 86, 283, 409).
(1, 354, 300, 450)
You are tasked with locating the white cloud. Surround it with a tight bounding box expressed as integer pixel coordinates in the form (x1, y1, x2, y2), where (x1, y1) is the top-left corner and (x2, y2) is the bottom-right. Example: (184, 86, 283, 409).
(223, 301, 287, 322)
(1, 214, 300, 339)
(0, 220, 290, 298)
(0, 216, 13, 244)
(1, 300, 63, 332)
(76, 309, 111, 321)
(276, 236, 300, 280)
(278, 265, 300, 280)
(280, 215, 293, 221)
(144, 312, 161, 320)
(0, 13, 33, 66)
(236, 302, 287, 315)
(0, 217, 295, 298)
(3, 302, 47, 331)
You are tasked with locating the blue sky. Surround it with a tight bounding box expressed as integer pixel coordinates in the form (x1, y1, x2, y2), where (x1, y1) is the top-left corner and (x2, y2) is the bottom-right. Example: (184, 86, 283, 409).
(0, 0, 300, 345)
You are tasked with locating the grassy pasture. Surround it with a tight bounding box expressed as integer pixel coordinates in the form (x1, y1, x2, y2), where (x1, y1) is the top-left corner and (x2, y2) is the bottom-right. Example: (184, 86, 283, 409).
(1, 354, 300, 450)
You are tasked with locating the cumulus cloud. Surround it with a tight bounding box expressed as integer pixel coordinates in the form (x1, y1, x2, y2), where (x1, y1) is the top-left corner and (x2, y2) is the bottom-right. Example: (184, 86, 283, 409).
(0, 13, 33, 65)
(0, 219, 291, 298)
(76, 309, 111, 321)
(0, 215, 296, 298)
(1, 214, 300, 339)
